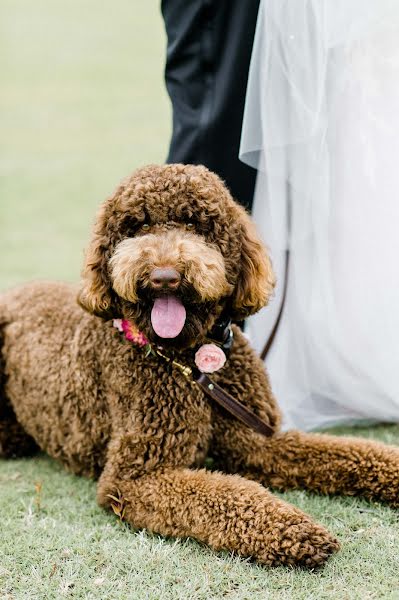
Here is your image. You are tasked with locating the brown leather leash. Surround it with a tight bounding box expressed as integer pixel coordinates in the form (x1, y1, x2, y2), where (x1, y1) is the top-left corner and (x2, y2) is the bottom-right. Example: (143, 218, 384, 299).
(194, 371, 274, 437)
(261, 249, 290, 361)
(155, 349, 274, 438)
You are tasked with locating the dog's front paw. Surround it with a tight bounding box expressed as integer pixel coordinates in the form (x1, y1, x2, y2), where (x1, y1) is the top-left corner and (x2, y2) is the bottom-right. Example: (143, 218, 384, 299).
(256, 511, 340, 568)
(276, 520, 339, 568)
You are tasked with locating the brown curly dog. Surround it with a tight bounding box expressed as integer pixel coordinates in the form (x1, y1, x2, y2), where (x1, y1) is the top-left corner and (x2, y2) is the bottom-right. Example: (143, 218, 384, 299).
(0, 164, 398, 568)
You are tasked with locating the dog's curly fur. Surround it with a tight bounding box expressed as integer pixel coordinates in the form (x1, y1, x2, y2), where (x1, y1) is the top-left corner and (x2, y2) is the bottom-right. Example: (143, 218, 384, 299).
(0, 164, 398, 568)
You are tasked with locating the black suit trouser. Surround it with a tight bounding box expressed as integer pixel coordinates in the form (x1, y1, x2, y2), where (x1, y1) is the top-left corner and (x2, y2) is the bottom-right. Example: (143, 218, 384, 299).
(161, 0, 260, 210)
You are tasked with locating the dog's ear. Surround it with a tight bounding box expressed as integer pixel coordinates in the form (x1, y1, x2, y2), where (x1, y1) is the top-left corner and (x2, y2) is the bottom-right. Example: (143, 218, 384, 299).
(231, 206, 275, 320)
(77, 203, 116, 319)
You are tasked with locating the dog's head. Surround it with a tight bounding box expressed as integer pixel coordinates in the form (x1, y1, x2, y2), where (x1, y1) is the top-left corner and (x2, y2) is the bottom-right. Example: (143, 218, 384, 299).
(78, 164, 275, 349)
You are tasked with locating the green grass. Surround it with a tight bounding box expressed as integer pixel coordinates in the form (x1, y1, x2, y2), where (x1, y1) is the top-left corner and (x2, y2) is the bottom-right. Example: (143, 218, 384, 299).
(0, 0, 170, 287)
(1, 2, 399, 599)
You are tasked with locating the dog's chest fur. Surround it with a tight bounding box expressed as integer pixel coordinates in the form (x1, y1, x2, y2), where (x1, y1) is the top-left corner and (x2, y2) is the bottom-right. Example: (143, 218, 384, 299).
(107, 340, 213, 474)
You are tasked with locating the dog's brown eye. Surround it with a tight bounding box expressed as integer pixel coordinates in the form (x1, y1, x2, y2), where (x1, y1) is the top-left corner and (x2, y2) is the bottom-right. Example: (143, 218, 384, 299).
(186, 223, 194, 230)
(141, 223, 150, 231)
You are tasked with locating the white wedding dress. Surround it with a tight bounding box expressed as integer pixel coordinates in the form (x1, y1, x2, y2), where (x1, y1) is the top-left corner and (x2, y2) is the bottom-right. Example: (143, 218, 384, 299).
(240, 0, 399, 430)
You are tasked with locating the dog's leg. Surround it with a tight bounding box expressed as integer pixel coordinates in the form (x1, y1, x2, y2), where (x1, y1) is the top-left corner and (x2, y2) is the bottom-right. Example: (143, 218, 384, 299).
(213, 333, 398, 506)
(97, 461, 339, 568)
(0, 386, 38, 458)
(0, 320, 38, 458)
(0, 413, 38, 458)
(211, 422, 399, 507)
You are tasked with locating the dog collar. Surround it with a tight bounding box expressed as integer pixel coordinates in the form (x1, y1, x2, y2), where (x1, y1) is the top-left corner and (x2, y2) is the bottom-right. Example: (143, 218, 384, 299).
(112, 318, 232, 374)
(207, 314, 234, 357)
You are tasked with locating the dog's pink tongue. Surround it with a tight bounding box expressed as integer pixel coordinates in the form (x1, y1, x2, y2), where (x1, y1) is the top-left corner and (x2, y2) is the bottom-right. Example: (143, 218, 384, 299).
(151, 296, 186, 338)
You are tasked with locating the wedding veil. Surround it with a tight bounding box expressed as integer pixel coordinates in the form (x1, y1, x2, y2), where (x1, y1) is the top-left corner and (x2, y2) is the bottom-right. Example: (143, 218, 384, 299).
(239, 0, 399, 430)
(240, 0, 399, 249)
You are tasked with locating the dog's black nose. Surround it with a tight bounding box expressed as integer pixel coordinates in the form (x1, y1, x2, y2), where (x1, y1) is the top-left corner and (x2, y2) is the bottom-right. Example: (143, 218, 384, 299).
(150, 267, 181, 291)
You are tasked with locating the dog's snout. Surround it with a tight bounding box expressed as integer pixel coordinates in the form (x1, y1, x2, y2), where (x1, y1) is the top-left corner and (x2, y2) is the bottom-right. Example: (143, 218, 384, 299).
(150, 267, 181, 291)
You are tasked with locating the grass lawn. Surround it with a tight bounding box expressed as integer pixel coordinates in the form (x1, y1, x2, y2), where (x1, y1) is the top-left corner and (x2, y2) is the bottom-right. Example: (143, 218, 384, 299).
(1, 2, 399, 599)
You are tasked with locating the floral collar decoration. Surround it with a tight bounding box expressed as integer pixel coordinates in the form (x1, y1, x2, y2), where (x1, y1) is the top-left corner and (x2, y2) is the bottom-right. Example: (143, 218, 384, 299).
(113, 319, 228, 373)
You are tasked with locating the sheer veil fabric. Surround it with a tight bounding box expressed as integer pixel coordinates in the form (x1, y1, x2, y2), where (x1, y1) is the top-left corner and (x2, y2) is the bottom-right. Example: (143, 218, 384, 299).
(240, 0, 399, 430)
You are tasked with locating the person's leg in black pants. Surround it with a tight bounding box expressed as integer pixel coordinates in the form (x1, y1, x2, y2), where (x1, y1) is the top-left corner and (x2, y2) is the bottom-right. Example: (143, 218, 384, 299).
(161, 0, 259, 210)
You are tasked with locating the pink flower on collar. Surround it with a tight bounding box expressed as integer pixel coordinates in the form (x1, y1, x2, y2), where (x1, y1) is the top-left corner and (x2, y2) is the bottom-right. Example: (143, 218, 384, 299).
(113, 319, 124, 332)
(195, 343, 226, 373)
(113, 319, 149, 347)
